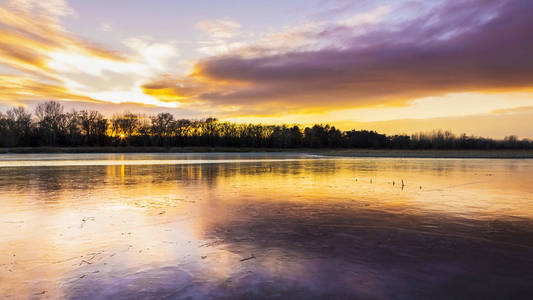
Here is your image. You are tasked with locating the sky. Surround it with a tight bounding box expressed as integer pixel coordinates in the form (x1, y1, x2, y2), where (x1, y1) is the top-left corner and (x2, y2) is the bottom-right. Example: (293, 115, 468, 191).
(0, 0, 532, 138)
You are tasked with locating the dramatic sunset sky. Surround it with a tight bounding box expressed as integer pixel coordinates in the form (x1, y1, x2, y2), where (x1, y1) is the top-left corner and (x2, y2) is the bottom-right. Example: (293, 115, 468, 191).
(0, 0, 532, 138)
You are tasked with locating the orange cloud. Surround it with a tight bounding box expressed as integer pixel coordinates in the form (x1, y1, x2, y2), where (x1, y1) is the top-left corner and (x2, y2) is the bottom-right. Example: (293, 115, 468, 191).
(0, 74, 97, 103)
(0, 3, 183, 109)
(491, 106, 533, 115)
(0, 6, 125, 80)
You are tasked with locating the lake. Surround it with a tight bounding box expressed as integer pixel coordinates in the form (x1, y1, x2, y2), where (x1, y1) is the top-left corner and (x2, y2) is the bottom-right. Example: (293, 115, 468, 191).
(1, 153, 532, 299)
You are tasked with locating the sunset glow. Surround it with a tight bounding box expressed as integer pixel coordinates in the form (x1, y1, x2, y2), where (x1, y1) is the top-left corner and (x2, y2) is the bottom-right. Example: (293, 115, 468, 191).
(1, 2, 533, 296)
(0, 0, 532, 137)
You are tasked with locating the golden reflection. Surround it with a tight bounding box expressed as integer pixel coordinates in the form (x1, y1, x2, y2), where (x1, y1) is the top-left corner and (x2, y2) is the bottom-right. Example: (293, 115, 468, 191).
(120, 154, 125, 180)
(0, 155, 532, 298)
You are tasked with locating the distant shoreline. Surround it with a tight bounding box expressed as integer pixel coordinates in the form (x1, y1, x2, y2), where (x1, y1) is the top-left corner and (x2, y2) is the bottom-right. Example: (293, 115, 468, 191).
(1, 147, 533, 158)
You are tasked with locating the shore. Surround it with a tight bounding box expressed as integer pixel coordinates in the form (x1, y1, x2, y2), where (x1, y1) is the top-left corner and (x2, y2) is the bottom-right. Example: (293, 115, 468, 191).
(1, 147, 533, 158)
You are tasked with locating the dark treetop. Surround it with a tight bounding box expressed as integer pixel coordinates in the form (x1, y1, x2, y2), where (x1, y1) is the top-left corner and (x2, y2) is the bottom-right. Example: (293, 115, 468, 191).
(1, 101, 531, 150)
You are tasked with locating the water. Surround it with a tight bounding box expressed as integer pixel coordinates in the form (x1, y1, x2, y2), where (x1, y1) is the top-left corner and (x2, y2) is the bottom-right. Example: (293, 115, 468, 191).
(1, 153, 532, 299)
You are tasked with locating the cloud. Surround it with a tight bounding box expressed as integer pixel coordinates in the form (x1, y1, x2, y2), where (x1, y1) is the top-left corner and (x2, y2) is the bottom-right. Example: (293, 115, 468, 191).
(195, 19, 244, 56)
(196, 19, 242, 39)
(0, 74, 97, 104)
(0, 2, 181, 108)
(147, 0, 533, 116)
(141, 74, 207, 103)
(123, 37, 179, 71)
(6, 0, 75, 23)
(311, 0, 359, 19)
(100, 23, 112, 32)
(339, 4, 392, 26)
(491, 106, 533, 115)
(0, 3, 126, 80)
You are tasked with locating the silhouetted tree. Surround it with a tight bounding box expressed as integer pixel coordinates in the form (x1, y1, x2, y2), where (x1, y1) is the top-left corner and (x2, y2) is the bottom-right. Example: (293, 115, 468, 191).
(388, 135, 411, 149)
(35, 101, 66, 146)
(345, 130, 386, 148)
(64, 111, 82, 146)
(79, 110, 108, 146)
(0, 101, 531, 150)
(0, 106, 33, 147)
(111, 112, 141, 138)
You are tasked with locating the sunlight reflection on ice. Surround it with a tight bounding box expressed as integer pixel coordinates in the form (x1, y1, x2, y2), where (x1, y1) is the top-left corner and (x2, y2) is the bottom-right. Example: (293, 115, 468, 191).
(0, 154, 532, 298)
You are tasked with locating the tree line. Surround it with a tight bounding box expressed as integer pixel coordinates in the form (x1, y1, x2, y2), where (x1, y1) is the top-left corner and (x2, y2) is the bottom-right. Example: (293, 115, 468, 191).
(0, 101, 531, 149)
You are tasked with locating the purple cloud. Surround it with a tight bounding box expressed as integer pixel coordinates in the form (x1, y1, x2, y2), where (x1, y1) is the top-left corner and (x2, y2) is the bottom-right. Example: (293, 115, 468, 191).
(162, 0, 533, 114)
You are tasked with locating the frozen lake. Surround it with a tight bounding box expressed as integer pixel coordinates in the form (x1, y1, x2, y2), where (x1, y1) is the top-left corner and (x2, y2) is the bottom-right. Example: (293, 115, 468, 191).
(1, 153, 533, 299)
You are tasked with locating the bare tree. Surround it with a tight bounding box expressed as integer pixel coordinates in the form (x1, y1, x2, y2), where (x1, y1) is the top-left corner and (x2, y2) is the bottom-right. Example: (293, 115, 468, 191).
(80, 110, 107, 145)
(3, 106, 32, 146)
(111, 112, 141, 138)
(35, 101, 66, 145)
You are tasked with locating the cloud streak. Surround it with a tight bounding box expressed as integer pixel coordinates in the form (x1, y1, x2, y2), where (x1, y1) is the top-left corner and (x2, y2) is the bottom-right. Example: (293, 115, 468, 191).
(0, 74, 96, 102)
(0, 3, 125, 78)
(0, 0, 180, 108)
